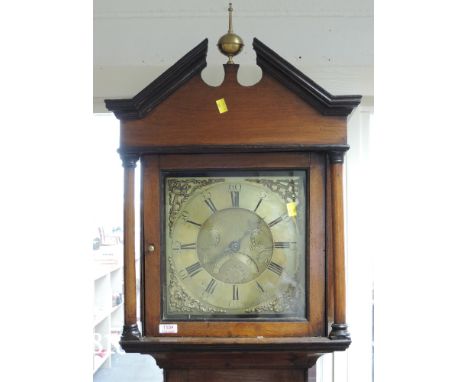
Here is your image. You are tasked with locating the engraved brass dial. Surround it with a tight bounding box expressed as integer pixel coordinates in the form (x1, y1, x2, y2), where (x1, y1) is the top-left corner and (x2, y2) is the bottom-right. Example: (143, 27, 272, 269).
(198, 208, 273, 284)
(164, 172, 306, 319)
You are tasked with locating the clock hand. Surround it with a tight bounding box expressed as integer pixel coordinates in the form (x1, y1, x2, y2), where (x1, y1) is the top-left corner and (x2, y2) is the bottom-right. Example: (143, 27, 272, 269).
(208, 218, 263, 272)
(232, 218, 262, 245)
(206, 243, 236, 267)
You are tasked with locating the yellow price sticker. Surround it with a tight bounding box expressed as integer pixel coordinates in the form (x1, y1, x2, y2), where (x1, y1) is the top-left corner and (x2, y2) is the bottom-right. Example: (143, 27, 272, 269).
(216, 98, 228, 114)
(287, 201, 297, 217)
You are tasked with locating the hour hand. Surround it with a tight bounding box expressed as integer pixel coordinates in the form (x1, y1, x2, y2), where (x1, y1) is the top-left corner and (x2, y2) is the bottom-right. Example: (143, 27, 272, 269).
(236, 219, 262, 243)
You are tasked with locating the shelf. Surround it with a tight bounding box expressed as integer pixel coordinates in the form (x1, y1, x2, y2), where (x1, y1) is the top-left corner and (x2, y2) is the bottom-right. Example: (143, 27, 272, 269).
(94, 309, 109, 327)
(94, 303, 123, 326)
(93, 241, 124, 374)
(94, 263, 122, 281)
(93, 243, 123, 280)
(111, 302, 123, 314)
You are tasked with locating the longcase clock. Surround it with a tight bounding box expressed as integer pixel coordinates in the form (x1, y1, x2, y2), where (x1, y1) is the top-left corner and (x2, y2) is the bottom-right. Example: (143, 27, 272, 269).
(105, 14, 361, 381)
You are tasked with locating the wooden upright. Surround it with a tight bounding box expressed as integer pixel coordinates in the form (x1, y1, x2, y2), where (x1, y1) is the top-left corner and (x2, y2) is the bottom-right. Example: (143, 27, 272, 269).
(106, 37, 360, 381)
(121, 154, 141, 340)
(329, 151, 350, 339)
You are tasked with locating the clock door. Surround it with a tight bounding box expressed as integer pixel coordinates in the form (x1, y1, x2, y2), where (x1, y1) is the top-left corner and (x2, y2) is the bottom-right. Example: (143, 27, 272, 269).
(141, 152, 327, 338)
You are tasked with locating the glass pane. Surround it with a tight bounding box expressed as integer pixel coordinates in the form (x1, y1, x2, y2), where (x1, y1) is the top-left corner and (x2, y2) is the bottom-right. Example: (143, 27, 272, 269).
(162, 170, 307, 321)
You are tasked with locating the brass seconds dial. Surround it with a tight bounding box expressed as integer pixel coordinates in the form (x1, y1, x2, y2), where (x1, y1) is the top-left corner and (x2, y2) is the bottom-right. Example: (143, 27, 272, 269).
(164, 172, 306, 319)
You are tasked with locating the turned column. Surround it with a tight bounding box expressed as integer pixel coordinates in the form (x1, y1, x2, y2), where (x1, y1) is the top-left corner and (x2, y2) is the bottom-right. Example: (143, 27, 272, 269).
(121, 153, 141, 340)
(328, 150, 350, 340)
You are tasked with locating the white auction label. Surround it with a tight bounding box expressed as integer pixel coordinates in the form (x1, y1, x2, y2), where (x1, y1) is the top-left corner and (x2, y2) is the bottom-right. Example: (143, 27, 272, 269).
(159, 324, 178, 334)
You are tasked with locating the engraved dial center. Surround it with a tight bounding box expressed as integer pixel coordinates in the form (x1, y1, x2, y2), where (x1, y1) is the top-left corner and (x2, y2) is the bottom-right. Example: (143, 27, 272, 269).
(228, 240, 241, 252)
(197, 208, 273, 284)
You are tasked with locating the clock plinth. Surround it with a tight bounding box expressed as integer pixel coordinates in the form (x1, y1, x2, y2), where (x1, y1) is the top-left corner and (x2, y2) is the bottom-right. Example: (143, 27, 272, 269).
(121, 336, 350, 382)
(158, 352, 317, 382)
(106, 38, 360, 380)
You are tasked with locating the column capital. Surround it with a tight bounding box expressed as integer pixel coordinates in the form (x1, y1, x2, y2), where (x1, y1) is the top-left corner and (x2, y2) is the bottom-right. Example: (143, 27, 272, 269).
(329, 323, 351, 340)
(328, 150, 346, 164)
(121, 153, 139, 168)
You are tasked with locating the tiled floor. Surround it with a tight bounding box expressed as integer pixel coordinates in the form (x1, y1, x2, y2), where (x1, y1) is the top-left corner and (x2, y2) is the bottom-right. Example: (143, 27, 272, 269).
(94, 353, 163, 382)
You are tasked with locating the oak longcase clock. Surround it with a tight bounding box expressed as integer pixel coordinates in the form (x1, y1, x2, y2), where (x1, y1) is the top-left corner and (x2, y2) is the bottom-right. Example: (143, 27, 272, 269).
(105, 16, 361, 381)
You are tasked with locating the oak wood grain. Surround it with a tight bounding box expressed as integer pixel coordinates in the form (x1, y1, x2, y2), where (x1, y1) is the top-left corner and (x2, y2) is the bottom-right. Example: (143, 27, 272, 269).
(326, 161, 334, 325)
(330, 162, 346, 325)
(142, 156, 161, 337)
(123, 164, 137, 326)
(165, 368, 305, 382)
(120, 66, 346, 151)
(159, 152, 311, 169)
(186, 369, 305, 382)
(155, 351, 317, 370)
(308, 153, 326, 336)
(121, 336, 350, 353)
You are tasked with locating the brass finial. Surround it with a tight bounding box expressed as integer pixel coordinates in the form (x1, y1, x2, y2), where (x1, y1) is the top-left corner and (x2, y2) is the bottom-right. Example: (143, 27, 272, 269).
(228, 2, 234, 33)
(217, 3, 244, 64)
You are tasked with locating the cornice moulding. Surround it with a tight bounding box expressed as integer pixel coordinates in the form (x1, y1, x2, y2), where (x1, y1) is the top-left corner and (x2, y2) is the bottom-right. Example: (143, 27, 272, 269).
(105, 38, 361, 120)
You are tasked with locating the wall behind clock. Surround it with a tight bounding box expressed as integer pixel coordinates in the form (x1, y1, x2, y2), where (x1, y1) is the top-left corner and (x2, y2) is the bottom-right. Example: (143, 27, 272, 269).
(93, 0, 374, 112)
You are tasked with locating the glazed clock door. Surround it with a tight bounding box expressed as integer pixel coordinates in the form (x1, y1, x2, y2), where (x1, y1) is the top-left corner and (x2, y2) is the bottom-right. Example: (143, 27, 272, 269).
(163, 171, 307, 320)
(141, 153, 327, 338)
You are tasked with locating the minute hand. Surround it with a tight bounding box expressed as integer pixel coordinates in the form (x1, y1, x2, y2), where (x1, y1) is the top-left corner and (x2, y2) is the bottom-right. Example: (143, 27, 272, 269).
(236, 219, 262, 243)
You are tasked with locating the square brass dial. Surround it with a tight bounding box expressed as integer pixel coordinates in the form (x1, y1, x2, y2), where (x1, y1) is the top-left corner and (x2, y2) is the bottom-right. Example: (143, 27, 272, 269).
(162, 170, 307, 321)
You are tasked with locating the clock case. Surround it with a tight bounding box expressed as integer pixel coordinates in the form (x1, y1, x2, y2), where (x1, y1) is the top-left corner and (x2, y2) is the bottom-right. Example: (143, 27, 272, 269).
(106, 38, 361, 380)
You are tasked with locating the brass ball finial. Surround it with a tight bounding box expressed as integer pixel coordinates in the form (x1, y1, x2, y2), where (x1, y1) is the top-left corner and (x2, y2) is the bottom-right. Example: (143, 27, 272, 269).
(217, 3, 244, 64)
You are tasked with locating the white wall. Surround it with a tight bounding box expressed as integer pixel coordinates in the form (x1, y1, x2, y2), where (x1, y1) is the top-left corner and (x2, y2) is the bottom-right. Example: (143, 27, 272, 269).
(93, 0, 373, 112)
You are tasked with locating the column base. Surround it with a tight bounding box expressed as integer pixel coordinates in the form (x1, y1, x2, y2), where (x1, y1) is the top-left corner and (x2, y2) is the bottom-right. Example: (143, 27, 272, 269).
(121, 324, 142, 341)
(329, 323, 351, 340)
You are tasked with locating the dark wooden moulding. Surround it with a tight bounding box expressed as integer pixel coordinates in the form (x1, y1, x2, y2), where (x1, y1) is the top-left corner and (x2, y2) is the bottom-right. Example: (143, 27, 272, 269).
(106, 38, 361, 382)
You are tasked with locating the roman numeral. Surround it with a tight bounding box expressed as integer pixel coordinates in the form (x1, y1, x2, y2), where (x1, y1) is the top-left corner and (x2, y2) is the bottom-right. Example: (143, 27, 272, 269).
(204, 198, 217, 213)
(268, 216, 283, 228)
(180, 243, 197, 250)
(187, 220, 201, 227)
(204, 278, 217, 295)
(186, 262, 203, 277)
(256, 281, 265, 293)
(267, 261, 283, 276)
(231, 191, 239, 207)
(229, 184, 241, 207)
(232, 285, 239, 300)
(181, 211, 202, 227)
(274, 242, 294, 249)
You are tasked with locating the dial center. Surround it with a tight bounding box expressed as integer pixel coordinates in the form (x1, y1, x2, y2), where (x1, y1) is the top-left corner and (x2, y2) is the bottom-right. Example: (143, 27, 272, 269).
(197, 208, 273, 284)
(228, 240, 241, 252)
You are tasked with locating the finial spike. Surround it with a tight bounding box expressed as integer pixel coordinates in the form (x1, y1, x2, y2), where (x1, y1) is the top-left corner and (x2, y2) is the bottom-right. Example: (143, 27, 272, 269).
(228, 3, 233, 33)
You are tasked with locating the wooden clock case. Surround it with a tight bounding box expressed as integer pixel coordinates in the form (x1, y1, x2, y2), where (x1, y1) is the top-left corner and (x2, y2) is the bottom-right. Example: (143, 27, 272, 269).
(106, 38, 361, 382)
